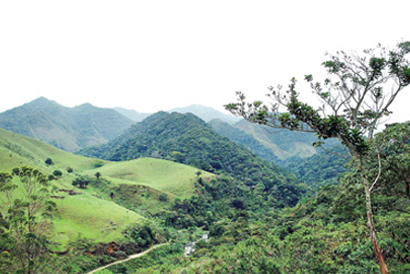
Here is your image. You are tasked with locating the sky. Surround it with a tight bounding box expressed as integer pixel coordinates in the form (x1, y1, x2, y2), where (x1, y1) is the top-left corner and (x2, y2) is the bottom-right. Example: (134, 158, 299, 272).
(1, 0, 409, 124)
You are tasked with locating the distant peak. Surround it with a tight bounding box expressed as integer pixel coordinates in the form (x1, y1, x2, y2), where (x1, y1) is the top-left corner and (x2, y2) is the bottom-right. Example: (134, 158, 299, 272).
(32, 96, 52, 103)
(26, 97, 60, 107)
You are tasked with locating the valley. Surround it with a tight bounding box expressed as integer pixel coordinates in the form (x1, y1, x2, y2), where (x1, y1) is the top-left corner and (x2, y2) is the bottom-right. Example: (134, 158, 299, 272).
(0, 96, 409, 273)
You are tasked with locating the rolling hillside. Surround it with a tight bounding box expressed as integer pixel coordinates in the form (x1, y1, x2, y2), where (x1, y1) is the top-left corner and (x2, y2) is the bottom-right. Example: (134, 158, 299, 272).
(78, 111, 305, 207)
(0, 97, 135, 152)
(0, 127, 212, 249)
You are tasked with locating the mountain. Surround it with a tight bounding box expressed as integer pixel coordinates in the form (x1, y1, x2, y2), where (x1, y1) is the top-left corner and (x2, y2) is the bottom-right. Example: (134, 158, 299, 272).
(78, 111, 305, 207)
(114, 107, 151, 122)
(0, 97, 135, 152)
(169, 104, 241, 124)
(209, 118, 282, 164)
(233, 119, 318, 160)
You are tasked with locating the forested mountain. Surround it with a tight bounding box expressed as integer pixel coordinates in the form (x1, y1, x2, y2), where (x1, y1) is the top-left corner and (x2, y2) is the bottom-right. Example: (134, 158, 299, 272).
(209, 118, 281, 164)
(112, 122, 410, 274)
(234, 119, 319, 160)
(285, 145, 351, 189)
(78, 111, 305, 207)
(0, 97, 134, 152)
(210, 118, 341, 166)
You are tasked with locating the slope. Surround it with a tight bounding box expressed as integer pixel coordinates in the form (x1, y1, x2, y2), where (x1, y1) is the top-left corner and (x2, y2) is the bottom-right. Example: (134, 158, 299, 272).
(0, 97, 135, 152)
(0, 128, 211, 249)
(78, 111, 304, 208)
(168, 104, 241, 124)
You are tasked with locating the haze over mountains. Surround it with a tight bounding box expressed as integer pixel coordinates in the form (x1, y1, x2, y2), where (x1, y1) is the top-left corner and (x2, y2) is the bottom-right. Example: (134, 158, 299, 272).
(0, 97, 332, 166)
(0, 97, 370, 273)
(0, 97, 135, 152)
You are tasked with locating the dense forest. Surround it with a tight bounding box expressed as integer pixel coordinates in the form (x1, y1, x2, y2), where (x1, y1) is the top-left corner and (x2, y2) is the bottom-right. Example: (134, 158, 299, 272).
(91, 122, 410, 274)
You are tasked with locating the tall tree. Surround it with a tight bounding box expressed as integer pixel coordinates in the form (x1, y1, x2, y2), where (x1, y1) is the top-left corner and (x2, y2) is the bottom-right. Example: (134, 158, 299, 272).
(226, 42, 410, 274)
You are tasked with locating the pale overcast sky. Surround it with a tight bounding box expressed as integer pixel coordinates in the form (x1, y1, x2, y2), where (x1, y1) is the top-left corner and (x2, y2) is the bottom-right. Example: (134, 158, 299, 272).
(1, 1, 409, 123)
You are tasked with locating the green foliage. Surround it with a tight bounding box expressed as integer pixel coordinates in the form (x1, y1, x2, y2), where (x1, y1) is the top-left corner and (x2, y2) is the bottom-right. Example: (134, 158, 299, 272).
(371, 122, 410, 198)
(286, 144, 350, 189)
(122, 221, 168, 253)
(0, 97, 135, 152)
(94, 160, 105, 168)
(53, 169, 63, 177)
(79, 111, 305, 208)
(159, 193, 168, 202)
(45, 157, 54, 165)
(72, 175, 92, 189)
(0, 166, 58, 274)
(226, 42, 410, 273)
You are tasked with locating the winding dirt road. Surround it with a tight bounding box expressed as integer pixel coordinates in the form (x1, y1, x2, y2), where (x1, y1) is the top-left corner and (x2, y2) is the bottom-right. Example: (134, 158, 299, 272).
(87, 243, 169, 274)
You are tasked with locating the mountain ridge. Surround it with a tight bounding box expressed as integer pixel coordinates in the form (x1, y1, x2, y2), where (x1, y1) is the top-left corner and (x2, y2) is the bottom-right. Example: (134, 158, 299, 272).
(78, 111, 304, 208)
(0, 97, 135, 152)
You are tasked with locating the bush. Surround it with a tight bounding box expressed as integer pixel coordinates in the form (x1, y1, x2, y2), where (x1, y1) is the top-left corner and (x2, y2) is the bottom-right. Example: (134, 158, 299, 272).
(53, 170, 63, 177)
(94, 160, 104, 168)
(159, 193, 168, 202)
(45, 158, 54, 165)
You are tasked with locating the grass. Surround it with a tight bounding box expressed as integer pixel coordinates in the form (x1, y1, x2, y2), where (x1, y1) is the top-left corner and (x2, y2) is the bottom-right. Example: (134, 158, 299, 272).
(85, 158, 214, 199)
(53, 194, 143, 248)
(0, 128, 213, 249)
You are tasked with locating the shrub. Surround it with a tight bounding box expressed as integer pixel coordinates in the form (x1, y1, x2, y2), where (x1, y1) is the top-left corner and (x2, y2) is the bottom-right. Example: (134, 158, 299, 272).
(159, 193, 168, 202)
(53, 170, 63, 178)
(45, 158, 54, 165)
(94, 160, 104, 168)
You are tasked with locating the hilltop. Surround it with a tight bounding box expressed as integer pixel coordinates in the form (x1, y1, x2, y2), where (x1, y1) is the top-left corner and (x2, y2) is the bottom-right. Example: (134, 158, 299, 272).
(78, 111, 304, 208)
(0, 127, 213, 249)
(0, 97, 135, 152)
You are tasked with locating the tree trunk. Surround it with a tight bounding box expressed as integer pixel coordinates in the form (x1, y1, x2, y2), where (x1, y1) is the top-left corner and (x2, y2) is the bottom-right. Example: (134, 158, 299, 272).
(363, 177, 389, 274)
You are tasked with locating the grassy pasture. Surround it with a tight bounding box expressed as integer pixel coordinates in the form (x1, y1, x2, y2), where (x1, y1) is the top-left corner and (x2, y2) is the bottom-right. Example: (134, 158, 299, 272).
(86, 158, 214, 199)
(0, 128, 212, 249)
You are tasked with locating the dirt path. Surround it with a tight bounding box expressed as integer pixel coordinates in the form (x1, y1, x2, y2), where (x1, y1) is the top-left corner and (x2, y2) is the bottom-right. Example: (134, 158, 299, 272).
(87, 243, 169, 274)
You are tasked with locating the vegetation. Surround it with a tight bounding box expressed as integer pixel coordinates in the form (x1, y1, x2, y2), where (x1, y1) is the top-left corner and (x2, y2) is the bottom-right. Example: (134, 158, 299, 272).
(78, 111, 305, 208)
(0, 43, 409, 273)
(0, 167, 57, 274)
(285, 144, 350, 189)
(0, 97, 134, 152)
(226, 41, 410, 273)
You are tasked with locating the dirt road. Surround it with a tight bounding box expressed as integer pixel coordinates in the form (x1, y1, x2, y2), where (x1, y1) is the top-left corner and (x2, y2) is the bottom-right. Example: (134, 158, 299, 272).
(87, 243, 169, 274)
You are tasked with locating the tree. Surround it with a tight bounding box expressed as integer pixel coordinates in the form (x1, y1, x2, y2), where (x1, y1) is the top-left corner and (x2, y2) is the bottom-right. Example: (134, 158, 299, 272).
(0, 166, 57, 274)
(370, 122, 410, 199)
(53, 169, 63, 178)
(226, 42, 410, 274)
(71, 175, 91, 189)
(95, 171, 101, 180)
(44, 158, 54, 166)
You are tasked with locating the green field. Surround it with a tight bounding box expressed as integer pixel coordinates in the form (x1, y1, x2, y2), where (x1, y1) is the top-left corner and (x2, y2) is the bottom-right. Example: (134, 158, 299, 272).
(0, 128, 213, 249)
(85, 158, 213, 199)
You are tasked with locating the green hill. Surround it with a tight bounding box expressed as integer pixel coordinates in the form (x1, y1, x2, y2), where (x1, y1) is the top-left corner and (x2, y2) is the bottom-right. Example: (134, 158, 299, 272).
(0, 97, 135, 152)
(0, 128, 212, 249)
(78, 111, 304, 208)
